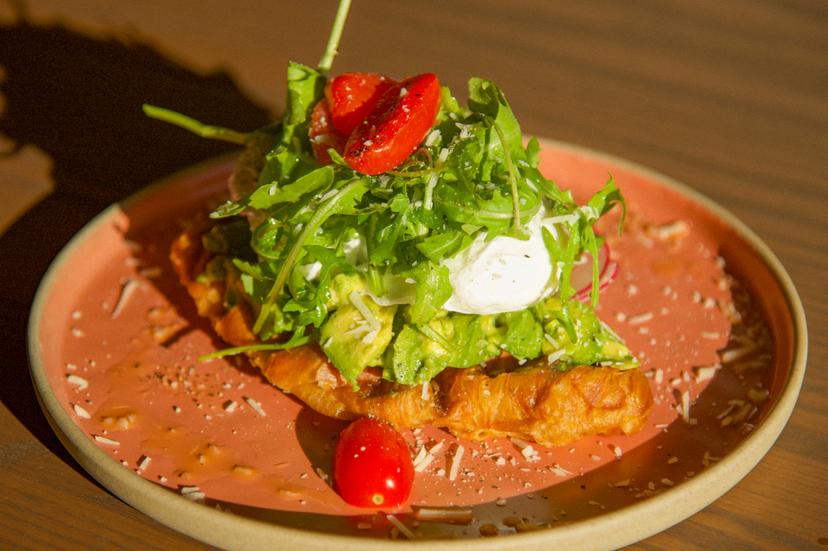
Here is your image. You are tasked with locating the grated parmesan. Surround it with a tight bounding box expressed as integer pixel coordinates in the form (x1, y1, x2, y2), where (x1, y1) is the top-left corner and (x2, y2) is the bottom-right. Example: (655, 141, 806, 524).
(627, 311, 653, 325)
(413, 506, 473, 525)
(111, 279, 139, 318)
(94, 435, 120, 446)
(675, 390, 692, 423)
(720, 345, 757, 364)
(448, 445, 465, 481)
(67, 374, 89, 390)
(424, 129, 442, 147)
(180, 485, 205, 502)
(549, 464, 572, 477)
(747, 387, 769, 404)
(546, 348, 565, 364)
(386, 514, 415, 539)
(694, 364, 720, 383)
(243, 396, 266, 417)
(414, 441, 444, 472)
(72, 403, 91, 419)
(509, 438, 541, 463)
(348, 291, 381, 343)
(137, 455, 151, 472)
(412, 445, 428, 467)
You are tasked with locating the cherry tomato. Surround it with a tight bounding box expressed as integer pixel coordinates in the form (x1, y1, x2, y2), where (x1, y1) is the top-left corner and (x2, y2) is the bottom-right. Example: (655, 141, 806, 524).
(333, 418, 414, 508)
(308, 99, 346, 165)
(325, 72, 396, 136)
(344, 73, 441, 175)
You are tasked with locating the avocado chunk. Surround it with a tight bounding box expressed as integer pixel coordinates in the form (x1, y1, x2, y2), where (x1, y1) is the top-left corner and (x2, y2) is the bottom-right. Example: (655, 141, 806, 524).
(387, 313, 497, 385)
(319, 292, 397, 383)
(538, 297, 636, 368)
(326, 273, 367, 309)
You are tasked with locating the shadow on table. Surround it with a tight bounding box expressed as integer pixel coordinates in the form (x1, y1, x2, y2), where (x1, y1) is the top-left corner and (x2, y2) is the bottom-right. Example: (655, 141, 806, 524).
(0, 10, 270, 469)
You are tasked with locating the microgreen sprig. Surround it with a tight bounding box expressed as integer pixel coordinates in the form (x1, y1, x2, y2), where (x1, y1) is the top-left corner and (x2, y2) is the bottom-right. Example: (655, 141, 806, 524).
(141, 104, 248, 144)
(490, 119, 522, 233)
(253, 178, 366, 333)
(317, 0, 353, 75)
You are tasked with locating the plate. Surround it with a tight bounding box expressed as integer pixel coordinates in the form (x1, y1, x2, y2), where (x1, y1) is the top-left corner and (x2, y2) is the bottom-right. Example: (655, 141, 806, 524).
(28, 140, 807, 550)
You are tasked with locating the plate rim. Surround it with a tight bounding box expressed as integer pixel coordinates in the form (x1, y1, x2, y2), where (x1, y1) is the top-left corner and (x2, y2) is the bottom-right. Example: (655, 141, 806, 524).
(27, 140, 808, 550)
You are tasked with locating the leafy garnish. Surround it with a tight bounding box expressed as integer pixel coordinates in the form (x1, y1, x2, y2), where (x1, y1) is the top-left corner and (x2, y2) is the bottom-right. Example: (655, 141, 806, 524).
(142, 104, 248, 144)
(144, 41, 632, 384)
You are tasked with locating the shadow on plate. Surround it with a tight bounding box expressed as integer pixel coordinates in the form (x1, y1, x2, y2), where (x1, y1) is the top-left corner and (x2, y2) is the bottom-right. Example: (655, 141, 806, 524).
(0, 9, 270, 471)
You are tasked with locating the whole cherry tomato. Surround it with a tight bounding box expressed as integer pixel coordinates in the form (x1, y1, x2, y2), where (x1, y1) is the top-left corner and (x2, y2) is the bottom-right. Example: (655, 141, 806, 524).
(325, 72, 396, 136)
(308, 99, 346, 165)
(344, 73, 441, 175)
(333, 418, 414, 508)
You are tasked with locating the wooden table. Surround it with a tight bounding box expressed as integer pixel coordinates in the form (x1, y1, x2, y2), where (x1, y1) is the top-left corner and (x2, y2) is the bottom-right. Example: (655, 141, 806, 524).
(1, 1, 825, 548)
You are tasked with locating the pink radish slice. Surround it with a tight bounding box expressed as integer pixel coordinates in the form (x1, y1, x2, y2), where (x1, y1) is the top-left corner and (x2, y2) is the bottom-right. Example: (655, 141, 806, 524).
(572, 241, 618, 302)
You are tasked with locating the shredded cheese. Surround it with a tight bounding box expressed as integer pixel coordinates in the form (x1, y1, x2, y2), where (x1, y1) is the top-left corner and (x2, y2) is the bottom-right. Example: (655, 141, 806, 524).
(67, 374, 89, 390)
(425, 129, 442, 147)
(413, 506, 473, 525)
(549, 464, 572, 477)
(720, 344, 757, 364)
(412, 445, 428, 467)
(72, 403, 91, 419)
(386, 514, 415, 539)
(180, 485, 205, 502)
(244, 396, 266, 417)
(348, 291, 380, 344)
(448, 445, 465, 481)
(413, 441, 444, 472)
(694, 364, 720, 383)
(137, 455, 151, 472)
(546, 348, 565, 364)
(111, 279, 138, 318)
(627, 311, 654, 325)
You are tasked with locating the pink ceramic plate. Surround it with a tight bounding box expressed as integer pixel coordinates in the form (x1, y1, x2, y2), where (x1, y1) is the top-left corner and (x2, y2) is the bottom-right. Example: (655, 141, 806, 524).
(28, 140, 807, 550)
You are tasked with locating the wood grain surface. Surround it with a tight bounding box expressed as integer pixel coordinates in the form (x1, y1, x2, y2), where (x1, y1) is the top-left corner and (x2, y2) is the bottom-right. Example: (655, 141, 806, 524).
(0, 1, 825, 549)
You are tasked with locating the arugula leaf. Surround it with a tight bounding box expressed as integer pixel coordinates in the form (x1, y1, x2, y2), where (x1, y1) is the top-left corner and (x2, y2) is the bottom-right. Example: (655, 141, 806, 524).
(416, 230, 466, 262)
(499, 310, 544, 359)
(210, 200, 247, 219)
(253, 178, 367, 333)
(435, 183, 539, 237)
(587, 176, 626, 227)
(198, 330, 310, 361)
(249, 165, 334, 209)
(467, 78, 522, 155)
(282, 62, 323, 141)
(404, 262, 452, 325)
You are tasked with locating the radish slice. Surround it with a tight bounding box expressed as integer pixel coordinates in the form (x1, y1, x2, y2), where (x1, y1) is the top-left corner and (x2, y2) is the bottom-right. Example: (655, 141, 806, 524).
(572, 241, 618, 302)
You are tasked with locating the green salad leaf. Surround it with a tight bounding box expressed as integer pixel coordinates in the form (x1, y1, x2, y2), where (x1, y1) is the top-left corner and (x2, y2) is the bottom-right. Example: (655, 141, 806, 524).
(145, 68, 634, 385)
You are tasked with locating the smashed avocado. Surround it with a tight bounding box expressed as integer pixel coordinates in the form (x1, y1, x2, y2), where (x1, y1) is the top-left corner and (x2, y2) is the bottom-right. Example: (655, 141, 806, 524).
(317, 273, 636, 385)
(319, 283, 397, 383)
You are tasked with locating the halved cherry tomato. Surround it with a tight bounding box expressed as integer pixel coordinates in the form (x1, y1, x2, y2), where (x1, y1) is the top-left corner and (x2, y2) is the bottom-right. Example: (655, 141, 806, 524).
(333, 418, 414, 508)
(344, 73, 441, 175)
(325, 72, 396, 136)
(308, 100, 346, 165)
